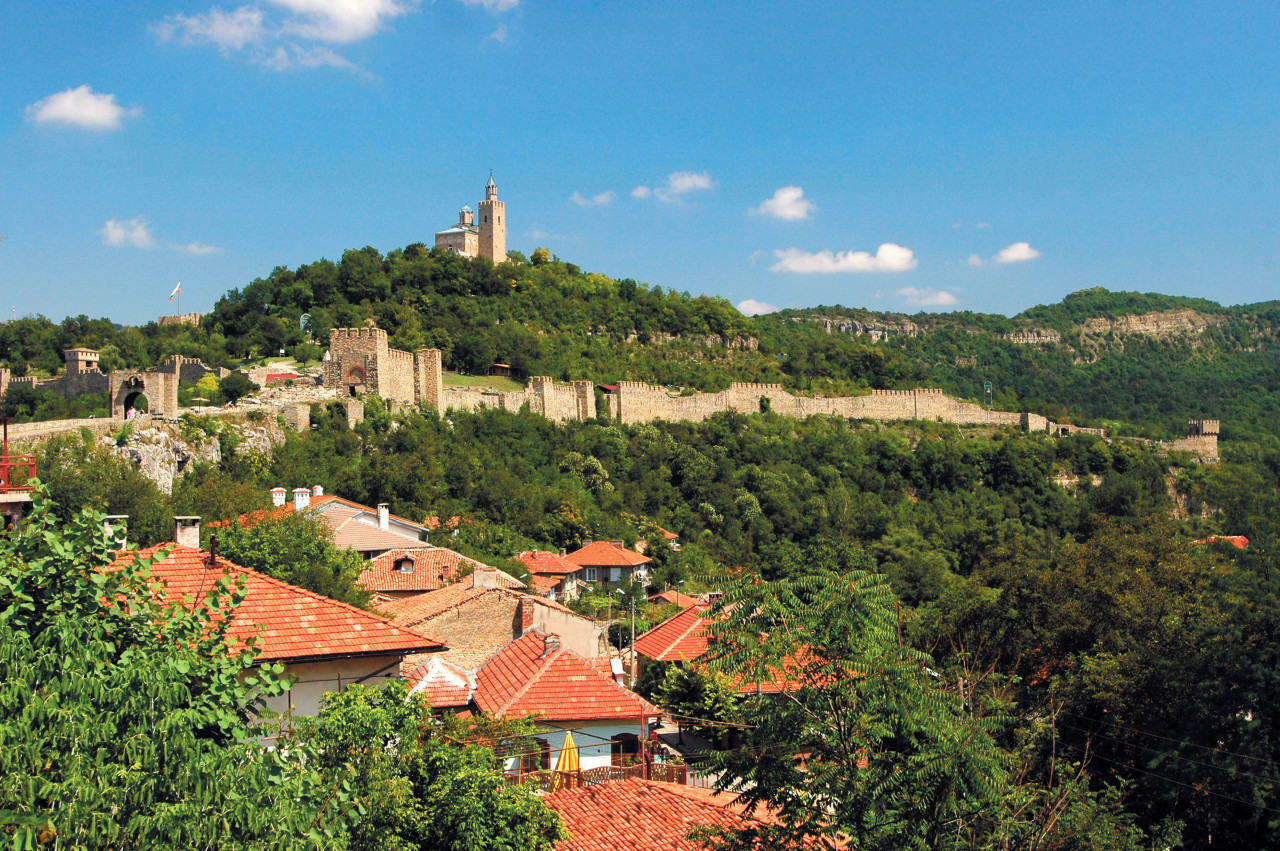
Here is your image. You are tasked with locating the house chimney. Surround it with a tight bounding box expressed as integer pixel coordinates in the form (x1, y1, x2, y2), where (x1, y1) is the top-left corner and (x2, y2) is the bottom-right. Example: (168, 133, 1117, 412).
(474, 565, 498, 589)
(271, 487, 287, 508)
(293, 488, 310, 512)
(312, 484, 324, 497)
(560, 548, 567, 557)
(519, 597, 536, 633)
(103, 515, 128, 548)
(542, 634, 561, 657)
(174, 516, 201, 549)
(377, 503, 389, 530)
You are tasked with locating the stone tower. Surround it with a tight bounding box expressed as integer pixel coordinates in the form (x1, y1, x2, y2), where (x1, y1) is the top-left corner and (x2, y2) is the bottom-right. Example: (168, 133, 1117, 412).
(478, 172, 506, 262)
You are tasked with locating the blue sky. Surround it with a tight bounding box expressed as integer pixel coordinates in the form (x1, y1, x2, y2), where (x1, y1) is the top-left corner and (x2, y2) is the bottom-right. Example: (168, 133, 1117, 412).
(3, 1, 1277, 325)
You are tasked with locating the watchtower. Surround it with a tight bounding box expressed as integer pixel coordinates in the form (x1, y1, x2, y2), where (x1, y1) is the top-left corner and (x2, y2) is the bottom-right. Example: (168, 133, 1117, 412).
(478, 172, 506, 262)
(65, 347, 100, 376)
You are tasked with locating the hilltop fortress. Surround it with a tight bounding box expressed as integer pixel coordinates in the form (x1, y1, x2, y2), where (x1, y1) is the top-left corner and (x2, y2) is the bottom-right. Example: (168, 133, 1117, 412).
(434, 173, 507, 262)
(320, 323, 1218, 458)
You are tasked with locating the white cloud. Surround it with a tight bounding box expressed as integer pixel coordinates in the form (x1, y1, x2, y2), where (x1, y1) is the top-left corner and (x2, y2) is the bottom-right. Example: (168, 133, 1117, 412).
(170, 241, 223, 255)
(569, 190, 616, 207)
(896, 287, 957, 307)
(994, 241, 1041, 264)
(737, 299, 779, 316)
(272, 0, 414, 43)
(770, 243, 917, 274)
(151, 6, 267, 51)
(101, 218, 156, 249)
(965, 254, 985, 267)
(751, 186, 815, 221)
(655, 171, 713, 202)
(488, 22, 507, 41)
(459, 0, 519, 10)
(631, 186, 652, 199)
(152, 0, 415, 72)
(25, 86, 140, 131)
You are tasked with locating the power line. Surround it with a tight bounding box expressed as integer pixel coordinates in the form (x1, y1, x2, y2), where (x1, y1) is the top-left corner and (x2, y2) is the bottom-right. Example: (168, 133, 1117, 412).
(1055, 720, 1278, 787)
(1058, 709, 1280, 771)
(1087, 750, 1280, 818)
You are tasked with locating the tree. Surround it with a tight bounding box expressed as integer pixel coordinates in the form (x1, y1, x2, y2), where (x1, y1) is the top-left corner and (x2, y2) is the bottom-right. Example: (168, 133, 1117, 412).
(208, 510, 371, 608)
(220, 371, 260, 403)
(297, 680, 566, 851)
(0, 487, 351, 849)
(699, 562, 1009, 850)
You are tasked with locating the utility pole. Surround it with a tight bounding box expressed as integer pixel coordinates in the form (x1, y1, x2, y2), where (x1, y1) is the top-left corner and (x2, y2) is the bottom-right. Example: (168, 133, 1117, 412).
(630, 593, 638, 685)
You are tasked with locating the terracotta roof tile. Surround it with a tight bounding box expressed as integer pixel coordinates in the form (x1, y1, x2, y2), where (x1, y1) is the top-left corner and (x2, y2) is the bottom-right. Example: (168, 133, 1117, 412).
(545, 779, 792, 851)
(528, 575, 561, 595)
(565, 541, 652, 568)
(646, 590, 703, 609)
(406, 655, 475, 709)
(358, 547, 488, 593)
(113, 544, 444, 662)
(473, 631, 658, 722)
(634, 604, 712, 663)
(516, 550, 582, 576)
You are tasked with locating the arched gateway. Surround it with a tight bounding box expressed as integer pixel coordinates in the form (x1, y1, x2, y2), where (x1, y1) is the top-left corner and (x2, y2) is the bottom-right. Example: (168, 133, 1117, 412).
(109, 370, 178, 420)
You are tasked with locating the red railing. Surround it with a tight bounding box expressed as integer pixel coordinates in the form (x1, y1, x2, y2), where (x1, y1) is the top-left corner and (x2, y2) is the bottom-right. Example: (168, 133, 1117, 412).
(502, 761, 689, 791)
(0, 419, 36, 494)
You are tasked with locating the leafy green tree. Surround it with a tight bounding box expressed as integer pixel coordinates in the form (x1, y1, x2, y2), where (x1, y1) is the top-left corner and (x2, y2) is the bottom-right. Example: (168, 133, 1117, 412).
(700, 562, 1009, 850)
(219, 371, 260, 403)
(208, 511, 371, 608)
(0, 488, 351, 849)
(297, 680, 565, 851)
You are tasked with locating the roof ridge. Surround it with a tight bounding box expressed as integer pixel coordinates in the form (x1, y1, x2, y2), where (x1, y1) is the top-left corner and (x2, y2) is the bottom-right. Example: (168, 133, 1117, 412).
(491, 632, 562, 715)
(661, 605, 709, 660)
(149, 543, 442, 646)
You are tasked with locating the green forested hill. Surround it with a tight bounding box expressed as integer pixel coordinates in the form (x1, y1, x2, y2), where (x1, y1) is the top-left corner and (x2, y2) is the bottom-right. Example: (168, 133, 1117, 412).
(3, 245, 1279, 445)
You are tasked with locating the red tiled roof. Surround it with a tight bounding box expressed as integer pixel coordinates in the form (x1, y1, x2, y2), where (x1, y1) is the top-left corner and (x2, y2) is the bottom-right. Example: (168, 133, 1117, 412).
(406, 655, 474, 709)
(358, 547, 488, 593)
(377, 577, 542, 629)
(634, 604, 712, 663)
(473, 631, 658, 721)
(265, 373, 300, 382)
(565, 541, 652, 568)
(647, 590, 702, 609)
(1191, 535, 1249, 549)
(545, 779, 792, 851)
(516, 550, 581, 576)
(656, 526, 679, 541)
(528, 575, 561, 595)
(113, 544, 443, 662)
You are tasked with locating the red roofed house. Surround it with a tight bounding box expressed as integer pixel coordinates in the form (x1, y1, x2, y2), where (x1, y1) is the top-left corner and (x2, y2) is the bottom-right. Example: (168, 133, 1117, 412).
(545, 779, 805, 851)
(565, 540, 652, 588)
(634, 604, 809, 697)
(358, 546, 495, 600)
(646, 589, 703, 609)
(380, 579, 604, 671)
(515, 549, 583, 600)
(230, 486, 434, 560)
(117, 517, 444, 720)
(473, 631, 659, 774)
(1190, 535, 1250, 550)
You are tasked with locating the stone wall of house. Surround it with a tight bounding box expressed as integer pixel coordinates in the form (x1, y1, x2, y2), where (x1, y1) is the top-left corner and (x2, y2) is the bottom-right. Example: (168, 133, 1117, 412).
(418, 592, 526, 670)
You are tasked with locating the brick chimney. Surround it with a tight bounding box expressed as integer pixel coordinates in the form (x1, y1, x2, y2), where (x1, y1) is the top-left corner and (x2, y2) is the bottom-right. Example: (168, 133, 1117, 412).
(293, 488, 310, 512)
(542, 634, 561, 657)
(519, 597, 536, 633)
(271, 487, 286, 508)
(377, 503, 389, 530)
(174, 516, 200, 548)
(103, 515, 128, 548)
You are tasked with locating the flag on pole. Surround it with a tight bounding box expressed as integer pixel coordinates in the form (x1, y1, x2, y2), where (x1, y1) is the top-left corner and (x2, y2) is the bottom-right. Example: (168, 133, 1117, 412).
(168, 281, 182, 302)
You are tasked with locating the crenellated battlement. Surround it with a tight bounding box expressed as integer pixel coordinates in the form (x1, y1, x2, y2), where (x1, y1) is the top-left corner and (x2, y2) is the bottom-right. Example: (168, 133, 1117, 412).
(330, 327, 388, 342)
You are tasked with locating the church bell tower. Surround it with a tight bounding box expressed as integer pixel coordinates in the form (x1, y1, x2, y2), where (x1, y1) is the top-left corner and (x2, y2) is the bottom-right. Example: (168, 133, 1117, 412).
(478, 171, 506, 262)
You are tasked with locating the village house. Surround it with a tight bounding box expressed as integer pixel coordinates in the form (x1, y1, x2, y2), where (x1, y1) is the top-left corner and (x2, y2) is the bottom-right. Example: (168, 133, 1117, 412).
(114, 517, 444, 720)
(379, 575, 602, 671)
(358, 545, 495, 600)
(565, 540, 652, 587)
(516, 549, 583, 600)
(470, 631, 659, 774)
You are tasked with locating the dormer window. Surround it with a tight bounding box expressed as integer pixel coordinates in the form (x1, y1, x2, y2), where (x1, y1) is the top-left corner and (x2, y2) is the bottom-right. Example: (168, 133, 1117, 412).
(395, 557, 415, 574)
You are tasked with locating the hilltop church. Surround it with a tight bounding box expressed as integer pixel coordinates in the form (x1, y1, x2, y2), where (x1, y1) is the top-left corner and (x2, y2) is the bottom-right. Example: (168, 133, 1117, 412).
(434, 173, 507, 262)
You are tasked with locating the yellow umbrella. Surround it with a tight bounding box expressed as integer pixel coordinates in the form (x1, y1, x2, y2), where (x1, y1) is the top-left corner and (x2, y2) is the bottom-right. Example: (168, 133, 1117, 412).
(552, 732, 580, 789)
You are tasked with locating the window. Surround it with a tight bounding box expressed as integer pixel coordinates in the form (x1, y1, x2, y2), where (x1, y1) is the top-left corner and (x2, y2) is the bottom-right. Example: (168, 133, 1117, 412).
(395, 557, 414, 574)
(585, 567, 597, 582)
(522, 738, 551, 773)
